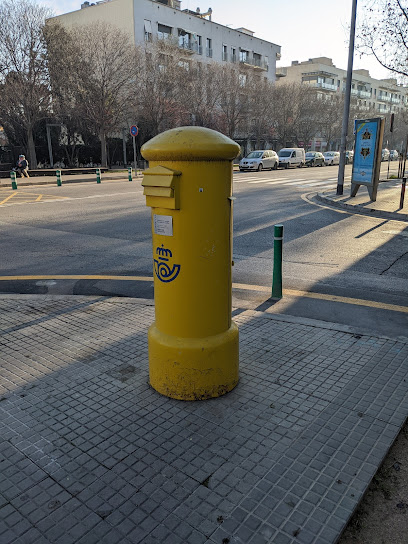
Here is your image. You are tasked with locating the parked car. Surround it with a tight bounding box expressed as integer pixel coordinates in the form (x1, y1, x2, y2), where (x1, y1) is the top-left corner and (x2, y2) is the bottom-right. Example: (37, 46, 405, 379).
(323, 151, 340, 166)
(381, 148, 390, 161)
(390, 150, 399, 161)
(345, 150, 354, 164)
(305, 152, 325, 167)
(239, 150, 279, 172)
(278, 148, 305, 168)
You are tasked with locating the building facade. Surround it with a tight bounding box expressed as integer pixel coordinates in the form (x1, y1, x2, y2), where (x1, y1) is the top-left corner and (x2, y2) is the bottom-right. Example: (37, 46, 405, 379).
(276, 57, 408, 115)
(50, 0, 281, 83)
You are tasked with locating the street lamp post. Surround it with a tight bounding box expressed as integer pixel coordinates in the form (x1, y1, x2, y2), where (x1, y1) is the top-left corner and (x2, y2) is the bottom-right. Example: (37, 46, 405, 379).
(337, 0, 358, 195)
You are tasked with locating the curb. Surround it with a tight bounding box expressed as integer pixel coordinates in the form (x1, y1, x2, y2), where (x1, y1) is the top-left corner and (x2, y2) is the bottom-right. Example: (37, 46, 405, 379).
(2, 293, 407, 343)
(315, 192, 408, 222)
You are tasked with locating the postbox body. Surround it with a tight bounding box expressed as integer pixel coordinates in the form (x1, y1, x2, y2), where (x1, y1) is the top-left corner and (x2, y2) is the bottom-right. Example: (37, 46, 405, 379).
(141, 127, 240, 400)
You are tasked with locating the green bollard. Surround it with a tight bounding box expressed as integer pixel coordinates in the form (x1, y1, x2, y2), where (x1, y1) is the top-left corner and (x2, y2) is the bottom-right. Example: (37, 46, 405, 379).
(272, 224, 283, 299)
(56, 170, 62, 186)
(96, 168, 101, 184)
(10, 171, 18, 190)
(128, 166, 133, 181)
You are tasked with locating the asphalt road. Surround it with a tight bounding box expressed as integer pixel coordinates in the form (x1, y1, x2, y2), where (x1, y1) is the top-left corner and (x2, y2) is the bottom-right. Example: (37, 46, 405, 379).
(0, 162, 406, 339)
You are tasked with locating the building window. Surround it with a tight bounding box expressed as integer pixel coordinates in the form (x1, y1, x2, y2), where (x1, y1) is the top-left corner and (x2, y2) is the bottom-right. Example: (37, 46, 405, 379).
(222, 44, 228, 61)
(197, 35, 202, 55)
(239, 49, 248, 63)
(178, 29, 191, 50)
(144, 20, 152, 42)
(253, 52, 261, 67)
(206, 38, 212, 58)
(178, 60, 190, 71)
(239, 73, 247, 87)
(265, 56, 269, 71)
(158, 23, 172, 40)
(231, 47, 236, 63)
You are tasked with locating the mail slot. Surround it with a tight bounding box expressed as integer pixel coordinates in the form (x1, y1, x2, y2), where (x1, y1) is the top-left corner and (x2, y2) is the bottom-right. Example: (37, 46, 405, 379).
(142, 165, 181, 209)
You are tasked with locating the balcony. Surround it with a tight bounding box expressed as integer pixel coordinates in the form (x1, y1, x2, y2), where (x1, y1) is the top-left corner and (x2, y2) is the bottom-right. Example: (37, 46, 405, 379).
(240, 57, 268, 71)
(178, 41, 195, 54)
(378, 94, 391, 102)
(310, 81, 337, 91)
(358, 90, 371, 99)
(391, 96, 401, 104)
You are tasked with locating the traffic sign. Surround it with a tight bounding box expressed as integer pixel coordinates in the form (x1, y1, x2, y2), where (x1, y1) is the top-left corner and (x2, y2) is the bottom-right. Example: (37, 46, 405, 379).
(130, 125, 139, 137)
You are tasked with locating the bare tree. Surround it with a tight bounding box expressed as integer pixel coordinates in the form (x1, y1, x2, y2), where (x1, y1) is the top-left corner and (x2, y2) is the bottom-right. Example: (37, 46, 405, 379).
(271, 83, 302, 148)
(44, 22, 88, 166)
(246, 76, 275, 149)
(358, 0, 408, 79)
(47, 21, 137, 167)
(0, 0, 53, 168)
(295, 86, 322, 150)
(217, 65, 252, 139)
(184, 63, 224, 129)
(135, 40, 188, 139)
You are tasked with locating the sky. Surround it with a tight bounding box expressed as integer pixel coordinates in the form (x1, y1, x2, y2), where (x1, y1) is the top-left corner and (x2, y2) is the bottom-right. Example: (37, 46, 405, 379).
(44, 0, 392, 81)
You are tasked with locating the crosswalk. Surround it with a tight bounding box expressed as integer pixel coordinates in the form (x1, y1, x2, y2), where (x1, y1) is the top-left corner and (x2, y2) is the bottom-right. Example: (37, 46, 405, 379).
(233, 174, 351, 189)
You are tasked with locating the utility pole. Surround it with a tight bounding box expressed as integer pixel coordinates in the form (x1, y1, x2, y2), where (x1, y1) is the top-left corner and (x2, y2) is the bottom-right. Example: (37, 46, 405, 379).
(337, 0, 358, 195)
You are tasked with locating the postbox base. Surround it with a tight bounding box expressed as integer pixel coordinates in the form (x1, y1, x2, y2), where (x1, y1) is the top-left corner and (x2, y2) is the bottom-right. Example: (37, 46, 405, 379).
(148, 322, 239, 401)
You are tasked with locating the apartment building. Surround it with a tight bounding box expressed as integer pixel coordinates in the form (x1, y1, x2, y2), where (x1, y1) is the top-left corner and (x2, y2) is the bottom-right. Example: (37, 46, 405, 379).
(50, 0, 281, 82)
(276, 57, 408, 114)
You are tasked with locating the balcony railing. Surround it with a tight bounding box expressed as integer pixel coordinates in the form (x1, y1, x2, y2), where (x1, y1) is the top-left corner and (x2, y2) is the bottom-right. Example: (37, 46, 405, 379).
(312, 82, 337, 91)
(378, 94, 391, 102)
(391, 97, 400, 104)
(178, 41, 195, 54)
(240, 57, 268, 70)
(358, 90, 371, 99)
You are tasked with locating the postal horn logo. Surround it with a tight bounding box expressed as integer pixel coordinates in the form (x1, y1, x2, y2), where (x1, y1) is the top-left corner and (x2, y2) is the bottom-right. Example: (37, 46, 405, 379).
(154, 245, 181, 283)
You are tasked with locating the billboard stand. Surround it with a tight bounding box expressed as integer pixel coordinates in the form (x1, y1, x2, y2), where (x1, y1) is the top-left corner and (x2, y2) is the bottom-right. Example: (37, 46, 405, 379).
(350, 117, 384, 202)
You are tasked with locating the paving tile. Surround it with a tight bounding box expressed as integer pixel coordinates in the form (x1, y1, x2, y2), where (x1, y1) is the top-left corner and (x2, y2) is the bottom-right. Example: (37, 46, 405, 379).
(0, 297, 407, 544)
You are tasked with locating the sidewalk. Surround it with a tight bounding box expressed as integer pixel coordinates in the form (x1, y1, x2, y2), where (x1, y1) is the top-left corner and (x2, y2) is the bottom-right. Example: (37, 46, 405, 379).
(0, 171, 137, 188)
(0, 294, 407, 544)
(316, 179, 408, 222)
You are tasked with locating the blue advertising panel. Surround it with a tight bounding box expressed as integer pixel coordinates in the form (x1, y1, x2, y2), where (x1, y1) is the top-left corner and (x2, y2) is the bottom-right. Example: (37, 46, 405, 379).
(352, 118, 381, 185)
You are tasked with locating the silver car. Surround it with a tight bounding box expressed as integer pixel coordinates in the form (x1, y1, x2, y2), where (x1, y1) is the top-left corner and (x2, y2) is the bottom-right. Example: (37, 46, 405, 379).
(239, 150, 279, 172)
(323, 151, 340, 166)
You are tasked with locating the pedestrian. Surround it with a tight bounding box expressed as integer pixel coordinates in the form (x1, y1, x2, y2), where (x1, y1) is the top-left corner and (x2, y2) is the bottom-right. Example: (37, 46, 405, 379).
(15, 155, 29, 178)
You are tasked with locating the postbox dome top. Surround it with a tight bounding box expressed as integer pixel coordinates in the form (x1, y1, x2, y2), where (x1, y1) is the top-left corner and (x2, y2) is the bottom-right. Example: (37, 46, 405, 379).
(141, 126, 240, 162)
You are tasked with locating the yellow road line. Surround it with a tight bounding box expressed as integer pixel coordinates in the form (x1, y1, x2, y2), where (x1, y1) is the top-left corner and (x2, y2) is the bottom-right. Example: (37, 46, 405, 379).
(0, 275, 406, 313)
(35, 194, 43, 202)
(233, 283, 408, 314)
(0, 193, 17, 205)
(0, 275, 154, 281)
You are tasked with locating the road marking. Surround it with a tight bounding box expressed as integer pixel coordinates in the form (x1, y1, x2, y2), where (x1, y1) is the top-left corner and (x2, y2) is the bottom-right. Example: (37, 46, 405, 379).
(35, 194, 43, 202)
(232, 283, 408, 313)
(0, 193, 17, 205)
(0, 275, 406, 314)
(276, 179, 308, 184)
(247, 178, 273, 184)
(382, 230, 408, 238)
(0, 275, 154, 281)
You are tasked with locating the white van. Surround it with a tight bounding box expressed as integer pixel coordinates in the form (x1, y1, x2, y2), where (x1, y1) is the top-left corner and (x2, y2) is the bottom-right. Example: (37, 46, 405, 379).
(278, 148, 305, 168)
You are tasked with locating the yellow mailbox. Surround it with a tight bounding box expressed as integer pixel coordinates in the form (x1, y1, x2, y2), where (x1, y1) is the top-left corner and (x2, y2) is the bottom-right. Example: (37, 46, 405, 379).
(141, 126, 240, 400)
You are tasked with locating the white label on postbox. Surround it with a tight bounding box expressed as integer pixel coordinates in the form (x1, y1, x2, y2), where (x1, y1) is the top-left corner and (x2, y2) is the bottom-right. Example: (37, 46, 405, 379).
(154, 214, 173, 236)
